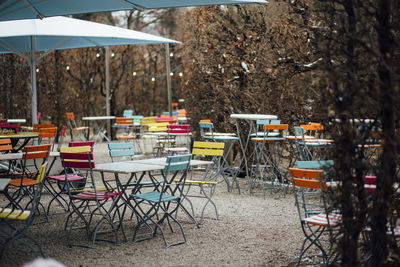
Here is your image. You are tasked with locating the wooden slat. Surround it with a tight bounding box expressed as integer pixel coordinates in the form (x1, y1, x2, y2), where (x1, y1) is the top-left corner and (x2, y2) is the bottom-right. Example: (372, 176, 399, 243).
(293, 178, 325, 189)
(192, 148, 224, 156)
(110, 150, 134, 158)
(193, 141, 225, 149)
(289, 168, 324, 179)
(63, 161, 95, 169)
(60, 146, 91, 153)
(61, 152, 93, 160)
(108, 143, 133, 149)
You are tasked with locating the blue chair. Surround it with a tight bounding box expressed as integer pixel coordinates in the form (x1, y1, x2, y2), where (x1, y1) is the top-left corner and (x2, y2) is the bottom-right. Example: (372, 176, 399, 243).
(123, 110, 134, 118)
(108, 142, 135, 162)
(130, 154, 192, 247)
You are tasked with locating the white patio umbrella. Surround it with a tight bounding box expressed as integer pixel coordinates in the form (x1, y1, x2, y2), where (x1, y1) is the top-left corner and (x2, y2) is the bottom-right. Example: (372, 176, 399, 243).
(0, 0, 268, 21)
(0, 16, 180, 124)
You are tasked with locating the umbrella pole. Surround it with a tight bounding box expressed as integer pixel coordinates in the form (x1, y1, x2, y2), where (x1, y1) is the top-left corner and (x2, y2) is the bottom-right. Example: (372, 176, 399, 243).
(165, 44, 172, 117)
(30, 36, 38, 125)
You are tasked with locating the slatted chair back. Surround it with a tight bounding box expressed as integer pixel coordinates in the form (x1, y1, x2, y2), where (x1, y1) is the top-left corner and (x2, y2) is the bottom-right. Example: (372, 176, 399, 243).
(22, 144, 51, 161)
(178, 109, 187, 117)
(289, 168, 327, 190)
(132, 115, 143, 124)
(123, 110, 134, 118)
(156, 116, 177, 123)
(140, 116, 156, 125)
(60, 152, 95, 170)
(192, 141, 224, 157)
(199, 119, 211, 123)
(116, 117, 134, 125)
(68, 141, 95, 152)
(199, 122, 214, 139)
(167, 124, 190, 134)
(148, 122, 169, 132)
(164, 154, 192, 173)
(33, 124, 55, 129)
(60, 145, 92, 154)
(108, 142, 135, 162)
(0, 138, 12, 152)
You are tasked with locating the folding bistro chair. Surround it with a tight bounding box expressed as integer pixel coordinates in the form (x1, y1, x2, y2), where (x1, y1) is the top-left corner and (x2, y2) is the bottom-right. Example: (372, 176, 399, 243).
(60, 150, 122, 248)
(289, 167, 341, 266)
(0, 138, 13, 175)
(6, 144, 51, 222)
(130, 154, 192, 247)
(45, 146, 92, 215)
(163, 124, 191, 155)
(0, 162, 48, 259)
(33, 126, 57, 151)
(123, 110, 134, 118)
(199, 121, 240, 193)
(66, 112, 89, 141)
(177, 141, 225, 224)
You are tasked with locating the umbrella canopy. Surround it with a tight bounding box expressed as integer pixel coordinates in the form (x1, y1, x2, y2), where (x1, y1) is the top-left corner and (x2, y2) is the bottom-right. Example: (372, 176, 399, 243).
(0, 16, 180, 124)
(0, 0, 268, 21)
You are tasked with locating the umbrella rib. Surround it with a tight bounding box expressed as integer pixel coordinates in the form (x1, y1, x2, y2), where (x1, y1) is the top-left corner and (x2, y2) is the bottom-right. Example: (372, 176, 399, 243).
(36, 36, 73, 61)
(0, 0, 48, 19)
(119, 0, 145, 11)
(22, 0, 46, 19)
(81, 36, 102, 47)
(0, 39, 29, 61)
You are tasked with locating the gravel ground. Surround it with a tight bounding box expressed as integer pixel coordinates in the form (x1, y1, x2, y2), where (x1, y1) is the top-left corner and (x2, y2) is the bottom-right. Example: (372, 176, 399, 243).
(1, 141, 310, 267)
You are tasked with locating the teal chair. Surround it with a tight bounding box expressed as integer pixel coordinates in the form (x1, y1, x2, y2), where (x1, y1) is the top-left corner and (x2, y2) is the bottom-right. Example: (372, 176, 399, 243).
(123, 110, 134, 118)
(108, 142, 135, 162)
(130, 154, 192, 247)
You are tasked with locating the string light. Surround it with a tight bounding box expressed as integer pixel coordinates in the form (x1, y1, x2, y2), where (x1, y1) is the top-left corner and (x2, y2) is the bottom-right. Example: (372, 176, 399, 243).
(179, 72, 183, 77)
(66, 65, 70, 71)
(170, 72, 173, 76)
(111, 52, 115, 57)
(132, 71, 137, 76)
(96, 52, 100, 58)
(36, 68, 39, 73)
(151, 77, 155, 82)
(170, 52, 174, 57)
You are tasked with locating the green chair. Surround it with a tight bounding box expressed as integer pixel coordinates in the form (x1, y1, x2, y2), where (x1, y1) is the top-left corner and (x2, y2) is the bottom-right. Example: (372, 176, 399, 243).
(130, 154, 192, 247)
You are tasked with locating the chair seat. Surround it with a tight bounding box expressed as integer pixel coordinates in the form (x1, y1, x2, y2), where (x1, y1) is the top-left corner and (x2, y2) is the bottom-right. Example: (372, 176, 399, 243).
(8, 178, 38, 187)
(72, 191, 122, 201)
(0, 208, 30, 220)
(304, 213, 342, 228)
(130, 191, 178, 203)
(46, 174, 84, 182)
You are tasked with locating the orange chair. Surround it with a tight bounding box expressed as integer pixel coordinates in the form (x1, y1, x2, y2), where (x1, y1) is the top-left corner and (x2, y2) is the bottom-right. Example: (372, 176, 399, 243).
(33, 126, 57, 151)
(66, 112, 89, 141)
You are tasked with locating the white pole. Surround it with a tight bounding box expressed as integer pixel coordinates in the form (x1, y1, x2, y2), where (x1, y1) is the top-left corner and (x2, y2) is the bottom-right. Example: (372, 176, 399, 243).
(105, 46, 111, 139)
(165, 44, 172, 117)
(30, 36, 37, 125)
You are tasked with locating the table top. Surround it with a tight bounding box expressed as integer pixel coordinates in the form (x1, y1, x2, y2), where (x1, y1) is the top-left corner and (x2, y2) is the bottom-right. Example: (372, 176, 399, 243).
(82, 116, 116, 120)
(230, 114, 278, 120)
(0, 151, 60, 161)
(284, 135, 316, 140)
(94, 162, 164, 174)
(0, 132, 38, 139)
(6, 119, 26, 123)
(133, 158, 213, 167)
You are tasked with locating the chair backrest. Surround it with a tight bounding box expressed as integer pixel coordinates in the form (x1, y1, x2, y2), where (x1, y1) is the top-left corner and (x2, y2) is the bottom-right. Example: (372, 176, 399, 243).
(68, 141, 95, 152)
(36, 161, 48, 183)
(60, 145, 92, 154)
(162, 111, 178, 116)
(148, 122, 169, 132)
(33, 124, 55, 129)
(0, 123, 19, 134)
(22, 144, 51, 161)
(116, 117, 134, 125)
(289, 168, 326, 190)
(177, 109, 187, 117)
(140, 116, 157, 125)
(293, 126, 305, 140)
(132, 115, 144, 124)
(199, 122, 214, 139)
(34, 127, 57, 149)
(66, 112, 77, 129)
(155, 116, 177, 123)
(0, 138, 12, 152)
(167, 124, 190, 134)
(123, 110, 134, 118)
(164, 154, 191, 173)
(60, 151, 95, 170)
(108, 142, 135, 162)
(192, 141, 224, 157)
(200, 119, 211, 123)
